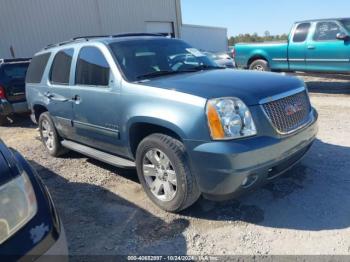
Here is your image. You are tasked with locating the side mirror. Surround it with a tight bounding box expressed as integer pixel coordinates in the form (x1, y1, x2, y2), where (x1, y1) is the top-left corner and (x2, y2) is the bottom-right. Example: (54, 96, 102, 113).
(336, 32, 350, 40)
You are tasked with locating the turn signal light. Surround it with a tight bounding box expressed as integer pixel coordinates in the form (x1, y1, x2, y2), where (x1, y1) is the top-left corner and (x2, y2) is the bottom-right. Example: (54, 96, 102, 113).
(206, 102, 225, 139)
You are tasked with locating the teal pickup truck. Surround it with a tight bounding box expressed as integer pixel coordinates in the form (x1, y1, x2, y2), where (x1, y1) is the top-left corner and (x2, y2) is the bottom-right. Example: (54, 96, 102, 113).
(235, 18, 350, 73)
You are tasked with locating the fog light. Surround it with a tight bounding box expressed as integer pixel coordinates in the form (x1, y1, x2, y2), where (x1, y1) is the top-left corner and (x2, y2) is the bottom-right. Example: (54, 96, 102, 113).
(241, 174, 258, 188)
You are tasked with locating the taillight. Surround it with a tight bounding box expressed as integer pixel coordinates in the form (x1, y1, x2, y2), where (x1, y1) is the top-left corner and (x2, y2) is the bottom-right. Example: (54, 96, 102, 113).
(0, 86, 6, 99)
(231, 48, 236, 58)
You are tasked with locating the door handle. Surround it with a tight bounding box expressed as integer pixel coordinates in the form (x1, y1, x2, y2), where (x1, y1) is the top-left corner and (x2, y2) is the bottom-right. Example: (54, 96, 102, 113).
(44, 92, 54, 99)
(72, 95, 81, 103)
(44, 92, 68, 102)
(307, 45, 316, 50)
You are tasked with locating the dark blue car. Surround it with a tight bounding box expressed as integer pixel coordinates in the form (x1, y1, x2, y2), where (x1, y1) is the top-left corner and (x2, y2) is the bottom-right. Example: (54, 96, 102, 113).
(26, 34, 318, 212)
(0, 140, 68, 261)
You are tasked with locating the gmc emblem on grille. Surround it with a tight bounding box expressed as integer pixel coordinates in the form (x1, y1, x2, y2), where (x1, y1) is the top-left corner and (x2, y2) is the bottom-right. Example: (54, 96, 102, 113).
(285, 102, 303, 116)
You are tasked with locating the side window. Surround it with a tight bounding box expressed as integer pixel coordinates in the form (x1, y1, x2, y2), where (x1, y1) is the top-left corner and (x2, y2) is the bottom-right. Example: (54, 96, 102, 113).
(293, 23, 311, 43)
(50, 49, 74, 85)
(25, 53, 51, 83)
(75, 47, 110, 86)
(314, 22, 342, 41)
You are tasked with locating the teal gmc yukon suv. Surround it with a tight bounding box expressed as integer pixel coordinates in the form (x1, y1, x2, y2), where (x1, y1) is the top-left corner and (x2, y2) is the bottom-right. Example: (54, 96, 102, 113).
(235, 18, 350, 73)
(26, 34, 318, 212)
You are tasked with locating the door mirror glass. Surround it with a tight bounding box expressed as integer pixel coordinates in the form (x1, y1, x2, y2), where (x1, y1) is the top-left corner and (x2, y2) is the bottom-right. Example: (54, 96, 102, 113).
(336, 32, 350, 40)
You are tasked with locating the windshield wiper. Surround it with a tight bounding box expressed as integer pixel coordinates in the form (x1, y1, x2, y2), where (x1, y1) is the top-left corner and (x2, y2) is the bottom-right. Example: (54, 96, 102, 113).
(136, 70, 196, 80)
(136, 66, 225, 81)
(191, 65, 226, 71)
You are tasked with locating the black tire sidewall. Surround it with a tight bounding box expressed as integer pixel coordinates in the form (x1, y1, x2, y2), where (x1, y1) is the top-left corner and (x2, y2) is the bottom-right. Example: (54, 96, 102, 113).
(136, 135, 189, 212)
(38, 112, 61, 156)
(249, 59, 270, 71)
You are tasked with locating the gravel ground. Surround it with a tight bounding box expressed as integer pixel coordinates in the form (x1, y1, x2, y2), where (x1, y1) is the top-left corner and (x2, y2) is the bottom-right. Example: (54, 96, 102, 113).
(0, 73, 350, 256)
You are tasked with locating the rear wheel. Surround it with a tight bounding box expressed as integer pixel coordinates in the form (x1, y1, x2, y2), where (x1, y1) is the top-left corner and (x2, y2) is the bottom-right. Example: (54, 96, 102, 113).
(249, 59, 270, 72)
(136, 134, 200, 212)
(38, 112, 68, 157)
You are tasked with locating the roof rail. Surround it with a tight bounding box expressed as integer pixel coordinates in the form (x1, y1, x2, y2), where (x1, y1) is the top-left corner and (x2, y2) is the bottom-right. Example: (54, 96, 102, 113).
(0, 58, 31, 64)
(44, 33, 164, 50)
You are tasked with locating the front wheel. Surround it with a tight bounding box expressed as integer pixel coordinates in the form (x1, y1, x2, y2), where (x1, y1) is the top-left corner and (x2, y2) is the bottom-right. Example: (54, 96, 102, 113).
(136, 134, 201, 212)
(249, 59, 270, 71)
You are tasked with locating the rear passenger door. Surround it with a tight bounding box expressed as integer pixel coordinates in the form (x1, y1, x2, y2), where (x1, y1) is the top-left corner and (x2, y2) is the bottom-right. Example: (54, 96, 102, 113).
(47, 49, 75, 138)
(71, 45, 122, 154)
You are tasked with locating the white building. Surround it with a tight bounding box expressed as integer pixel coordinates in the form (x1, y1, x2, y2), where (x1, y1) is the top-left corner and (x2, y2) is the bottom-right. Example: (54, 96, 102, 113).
(182, 24, 228, 53)
(0, 0, 227, 58)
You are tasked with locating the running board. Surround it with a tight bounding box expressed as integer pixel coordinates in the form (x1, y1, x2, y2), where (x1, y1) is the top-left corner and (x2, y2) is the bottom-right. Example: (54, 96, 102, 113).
(61, 140, 135, 169)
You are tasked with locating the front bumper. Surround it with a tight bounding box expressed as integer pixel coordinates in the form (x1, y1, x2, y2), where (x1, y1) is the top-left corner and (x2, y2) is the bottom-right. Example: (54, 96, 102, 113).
(0, 99, 29, 116)
(186, 109, 318, 200)
(35, 224, 68, 262)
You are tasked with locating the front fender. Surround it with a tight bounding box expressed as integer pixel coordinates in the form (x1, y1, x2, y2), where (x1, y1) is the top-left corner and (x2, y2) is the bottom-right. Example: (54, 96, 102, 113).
(126, 116, 187, 139)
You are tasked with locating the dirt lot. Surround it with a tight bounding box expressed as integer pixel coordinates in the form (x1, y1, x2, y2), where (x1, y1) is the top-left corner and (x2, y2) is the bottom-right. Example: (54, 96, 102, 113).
(1, 73, 350, 256)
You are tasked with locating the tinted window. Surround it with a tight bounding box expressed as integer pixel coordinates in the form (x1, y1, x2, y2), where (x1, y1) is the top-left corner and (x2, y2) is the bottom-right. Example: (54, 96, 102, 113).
(314, 22, 342, 41)
(3, 63, 29, 79)
(25, 53, 51, 83)
(49, 49, 74, 85)
(293, 23, 311, 42)
(75, 47, 110, 86)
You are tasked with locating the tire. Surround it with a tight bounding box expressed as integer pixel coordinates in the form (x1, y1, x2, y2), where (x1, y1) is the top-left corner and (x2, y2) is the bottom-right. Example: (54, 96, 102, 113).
(0, 115, 7, 126)
(38, 112, 68, 157)
(136, 134, 201, 212)
(249, 59, 270, 72)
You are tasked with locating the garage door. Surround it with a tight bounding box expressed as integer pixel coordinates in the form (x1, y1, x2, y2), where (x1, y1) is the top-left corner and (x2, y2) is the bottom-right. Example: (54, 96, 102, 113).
(146, 22, 175, 37)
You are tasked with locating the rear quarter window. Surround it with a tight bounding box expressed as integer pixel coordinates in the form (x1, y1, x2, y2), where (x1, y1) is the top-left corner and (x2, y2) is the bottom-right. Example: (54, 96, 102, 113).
(25, 53, 51, 84)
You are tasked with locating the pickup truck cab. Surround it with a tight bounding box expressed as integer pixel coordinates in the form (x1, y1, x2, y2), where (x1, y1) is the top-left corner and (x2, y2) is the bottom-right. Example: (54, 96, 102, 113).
(235, 18, 350, 73)
(26, 34, 318, 212)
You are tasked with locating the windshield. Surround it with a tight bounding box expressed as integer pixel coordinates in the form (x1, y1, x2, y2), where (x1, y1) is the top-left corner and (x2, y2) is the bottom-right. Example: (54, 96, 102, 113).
(340, 19, 350, 33)
(109, 39, 219, 82)
(3, 63, 29, 79)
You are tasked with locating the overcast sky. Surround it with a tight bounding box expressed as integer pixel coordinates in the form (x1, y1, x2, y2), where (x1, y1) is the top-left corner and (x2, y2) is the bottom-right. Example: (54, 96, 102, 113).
(181, 0, 350, 36)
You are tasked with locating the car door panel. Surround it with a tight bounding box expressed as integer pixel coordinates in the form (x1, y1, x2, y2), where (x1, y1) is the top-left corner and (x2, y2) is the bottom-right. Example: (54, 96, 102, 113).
(288, 23, 311, 71)
(46, 49, 75, 139)
(71, 46, 123, 155)
(306, 21, 350, 72)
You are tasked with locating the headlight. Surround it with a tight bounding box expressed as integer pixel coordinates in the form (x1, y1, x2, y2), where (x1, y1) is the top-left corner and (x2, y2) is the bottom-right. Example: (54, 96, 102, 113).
(0, 171, 38, 244)
(206, 97, 257, 140)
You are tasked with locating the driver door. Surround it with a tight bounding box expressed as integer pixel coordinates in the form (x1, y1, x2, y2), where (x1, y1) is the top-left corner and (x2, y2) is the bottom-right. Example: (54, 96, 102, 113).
(306, 21, 350, 72)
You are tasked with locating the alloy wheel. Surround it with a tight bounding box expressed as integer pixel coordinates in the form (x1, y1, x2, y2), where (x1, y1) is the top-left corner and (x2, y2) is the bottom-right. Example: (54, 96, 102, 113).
(142, 148, 177, 202)
(41, 119, 55, 150)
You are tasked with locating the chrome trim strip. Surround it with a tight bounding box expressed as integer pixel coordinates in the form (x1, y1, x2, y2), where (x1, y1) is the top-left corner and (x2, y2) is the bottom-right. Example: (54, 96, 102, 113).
(272, 58, 288, 61)
(288, 58, 305, 62)
(259, 87, 306, 105)
(73, 120, 120, 134)
(305, 58, 350, 62)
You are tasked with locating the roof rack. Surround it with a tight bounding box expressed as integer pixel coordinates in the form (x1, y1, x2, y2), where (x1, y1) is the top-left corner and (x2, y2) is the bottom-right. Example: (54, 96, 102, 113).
(44, 33, 164, 50)
(0, 58, 31, 64)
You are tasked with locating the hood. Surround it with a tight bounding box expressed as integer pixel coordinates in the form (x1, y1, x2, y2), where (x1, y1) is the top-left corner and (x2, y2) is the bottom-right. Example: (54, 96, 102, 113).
(139, 70, 305, 106)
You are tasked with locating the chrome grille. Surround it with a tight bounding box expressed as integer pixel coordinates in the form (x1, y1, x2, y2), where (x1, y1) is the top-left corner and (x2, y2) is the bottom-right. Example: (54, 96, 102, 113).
(262, 91, 311, 134)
